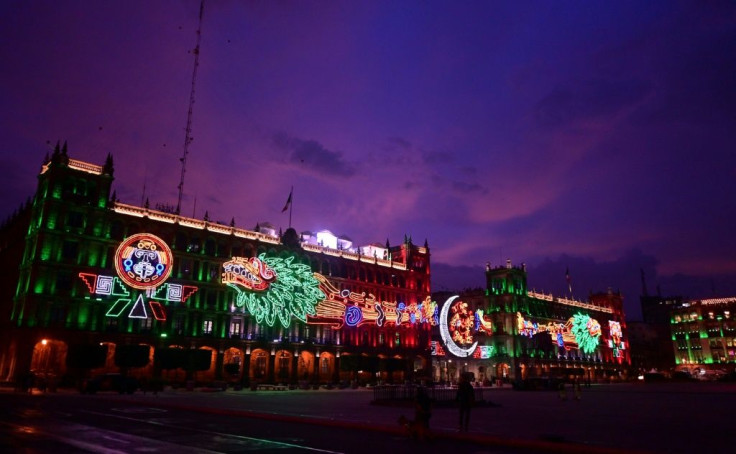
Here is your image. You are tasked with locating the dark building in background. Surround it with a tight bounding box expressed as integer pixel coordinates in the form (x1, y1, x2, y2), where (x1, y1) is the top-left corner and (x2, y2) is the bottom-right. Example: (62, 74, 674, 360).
(628, 271, 683, 373)
(0, 147, 434, 388)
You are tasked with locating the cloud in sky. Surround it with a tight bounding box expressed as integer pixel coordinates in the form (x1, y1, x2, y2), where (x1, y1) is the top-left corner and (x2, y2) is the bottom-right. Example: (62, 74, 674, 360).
(1, 0, 735, 317)
(272, 132, 356, 177)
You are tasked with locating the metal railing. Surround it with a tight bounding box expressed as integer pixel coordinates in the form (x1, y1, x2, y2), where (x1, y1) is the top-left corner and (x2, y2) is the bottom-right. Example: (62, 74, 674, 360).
(372, 384, 491, 404)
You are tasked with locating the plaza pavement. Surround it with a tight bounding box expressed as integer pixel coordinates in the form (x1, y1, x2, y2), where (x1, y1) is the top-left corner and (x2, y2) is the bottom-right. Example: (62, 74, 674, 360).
(8, 381, 734, 453)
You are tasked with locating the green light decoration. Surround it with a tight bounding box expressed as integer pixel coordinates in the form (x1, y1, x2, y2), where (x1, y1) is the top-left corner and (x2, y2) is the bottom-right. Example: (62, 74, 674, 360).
(224, 253, 325, 329)
(570, 313, 601, 355)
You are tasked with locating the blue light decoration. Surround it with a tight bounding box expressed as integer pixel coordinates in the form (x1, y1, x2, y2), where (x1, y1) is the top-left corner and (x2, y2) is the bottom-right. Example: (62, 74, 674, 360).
(344, 306, 363, 327)
(376, 303, 385, 327)
(396, 302, 406, 326)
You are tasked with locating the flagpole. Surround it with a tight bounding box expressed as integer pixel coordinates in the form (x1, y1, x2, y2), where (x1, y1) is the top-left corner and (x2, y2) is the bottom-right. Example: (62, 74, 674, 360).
(288, 186, 293, 229)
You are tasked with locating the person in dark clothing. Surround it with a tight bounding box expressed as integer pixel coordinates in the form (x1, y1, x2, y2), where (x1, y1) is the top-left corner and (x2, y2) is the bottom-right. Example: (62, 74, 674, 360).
(456, 376, 474, 432)
(414, 387, 432, 433)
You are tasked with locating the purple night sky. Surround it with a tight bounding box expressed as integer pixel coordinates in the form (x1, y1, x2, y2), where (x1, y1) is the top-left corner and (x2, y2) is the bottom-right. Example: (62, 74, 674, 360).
(2, 1, 735, 320)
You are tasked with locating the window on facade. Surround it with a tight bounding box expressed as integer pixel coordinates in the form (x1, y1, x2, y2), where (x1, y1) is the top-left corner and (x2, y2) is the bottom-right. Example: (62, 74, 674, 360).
(174, 316, 184, 334)
(61, 241, 78, 261)
(203, 319, 213, 334)
(55, 272, 72, 293)
(230, 320, 241, 336)
(66, 211, 84, 229)
(206, 291, 217, 310)
(110, 221, 124, 240)
(321, 357, 329, 375)
(173, 233, 186, 250)
(180, 259, 192, 278)
(50, 305, 66, 326)
(205, 239, 216, 256)
(188, 238, 201, 253)
(140, 317, 153, 331)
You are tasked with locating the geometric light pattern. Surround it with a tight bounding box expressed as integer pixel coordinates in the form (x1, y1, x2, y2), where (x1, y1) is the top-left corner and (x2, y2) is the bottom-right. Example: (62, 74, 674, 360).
(78, 272, 197, 322)
(149, 301, 167, 321)
(96, 275, 114, 295)
(167, 283, 183, 302)
(128, 294, 148, 319)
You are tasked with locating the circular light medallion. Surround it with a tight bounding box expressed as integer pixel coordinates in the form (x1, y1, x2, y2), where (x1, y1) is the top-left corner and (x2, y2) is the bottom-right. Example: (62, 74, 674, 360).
(114, 233, 173, 290)
(439, 296, 478, 358)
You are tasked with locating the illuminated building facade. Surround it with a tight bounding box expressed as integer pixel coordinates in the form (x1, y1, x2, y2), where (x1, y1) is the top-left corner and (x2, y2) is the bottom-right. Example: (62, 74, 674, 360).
(0, 147, 433, 387)
(670, 297, 736, 376)
(432, 261, 630, 384)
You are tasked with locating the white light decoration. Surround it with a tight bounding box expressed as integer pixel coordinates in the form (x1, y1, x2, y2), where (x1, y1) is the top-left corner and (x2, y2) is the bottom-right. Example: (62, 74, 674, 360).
(128, 294, 149, 319)
(316, 230, 338, 249)
(96, 275, 113, 295)
(167, 283, 183, 302)
(439, 296, 478, 358)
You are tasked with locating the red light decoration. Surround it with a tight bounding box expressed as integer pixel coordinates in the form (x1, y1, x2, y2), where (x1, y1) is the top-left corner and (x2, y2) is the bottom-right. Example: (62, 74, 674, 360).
(114, 233, 173, 290)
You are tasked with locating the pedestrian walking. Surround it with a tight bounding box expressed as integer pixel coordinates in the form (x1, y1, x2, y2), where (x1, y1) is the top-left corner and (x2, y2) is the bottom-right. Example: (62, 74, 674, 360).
(456, 375, 474, 432)
(574, 378, 582, 401)
(558, 381, 567, 401)
(25, 371, 35, 394)
(413, 386, 432, 440)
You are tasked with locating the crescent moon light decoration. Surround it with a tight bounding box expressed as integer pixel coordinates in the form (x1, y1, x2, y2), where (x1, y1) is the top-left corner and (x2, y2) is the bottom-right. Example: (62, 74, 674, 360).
(439, 295, 478, 358)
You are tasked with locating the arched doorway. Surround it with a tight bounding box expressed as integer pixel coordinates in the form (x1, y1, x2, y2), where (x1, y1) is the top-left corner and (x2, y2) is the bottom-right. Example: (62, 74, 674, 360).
(496, 363, 510, 381)
(223, 347, 244, 382)
(297, 351, 315, 382)
(30, 339, 67, 386)
(196, 347, 217, 383)
(89, 342, 116, 376)
(318, 352, 334, 383)
(275, 350, 292, 383)
(250, 349, 269, 382)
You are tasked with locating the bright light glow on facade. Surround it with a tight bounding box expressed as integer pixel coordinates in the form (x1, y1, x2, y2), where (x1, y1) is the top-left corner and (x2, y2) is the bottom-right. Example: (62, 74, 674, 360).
(439, 296, 477, 357)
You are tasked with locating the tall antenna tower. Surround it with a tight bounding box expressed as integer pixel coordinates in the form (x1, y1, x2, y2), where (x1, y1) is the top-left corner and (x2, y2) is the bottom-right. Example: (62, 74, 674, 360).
(176, 0, 205, 215)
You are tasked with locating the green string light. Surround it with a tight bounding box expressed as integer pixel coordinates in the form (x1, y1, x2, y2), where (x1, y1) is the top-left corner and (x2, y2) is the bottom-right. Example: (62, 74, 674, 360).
(571, 313, 601, 354)
(229, 253, 325, 329)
